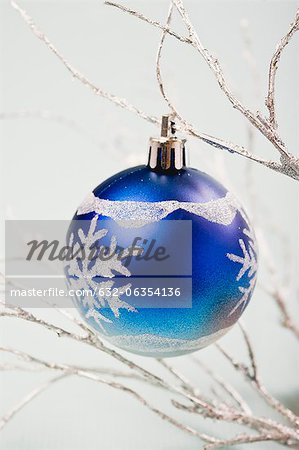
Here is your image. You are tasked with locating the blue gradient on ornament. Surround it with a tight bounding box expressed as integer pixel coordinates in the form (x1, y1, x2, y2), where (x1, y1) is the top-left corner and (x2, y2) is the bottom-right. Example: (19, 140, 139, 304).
(67, 165, 257, 357)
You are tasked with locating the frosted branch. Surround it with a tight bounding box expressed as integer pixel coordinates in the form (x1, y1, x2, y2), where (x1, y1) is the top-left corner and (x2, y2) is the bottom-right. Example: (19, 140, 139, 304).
(8, 0, 299, 179)
(10, 1, 159, 126)
(156, 3, 176, 116)
(0, 373, 69, 431)
(191, 357, 252, 415)
(106, 0, 299, 180)
(1, 302, 299, 447)
(266, 10, 299, 128)
(217, 324, 299, 428)
(105, 1, 191, 44)
(0, 346, 214, 443)
(259, 228, 299, 339)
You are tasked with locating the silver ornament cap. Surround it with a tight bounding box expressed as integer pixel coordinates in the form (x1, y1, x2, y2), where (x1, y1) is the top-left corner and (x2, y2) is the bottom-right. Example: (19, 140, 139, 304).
(148, 115, 187, 171)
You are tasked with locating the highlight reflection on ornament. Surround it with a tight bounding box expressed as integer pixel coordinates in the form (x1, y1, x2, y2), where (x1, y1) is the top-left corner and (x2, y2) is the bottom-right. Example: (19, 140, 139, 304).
(66, 115, 258, 357)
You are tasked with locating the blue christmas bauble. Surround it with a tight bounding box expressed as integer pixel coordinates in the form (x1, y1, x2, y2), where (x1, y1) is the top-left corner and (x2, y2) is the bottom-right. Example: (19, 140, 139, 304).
(66, 163, 257, 357)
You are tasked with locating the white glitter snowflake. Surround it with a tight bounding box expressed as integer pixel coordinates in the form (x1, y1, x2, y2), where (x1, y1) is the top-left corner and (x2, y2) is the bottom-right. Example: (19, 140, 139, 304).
(66, 215, 140, 330)
(226, 228, 258, 316)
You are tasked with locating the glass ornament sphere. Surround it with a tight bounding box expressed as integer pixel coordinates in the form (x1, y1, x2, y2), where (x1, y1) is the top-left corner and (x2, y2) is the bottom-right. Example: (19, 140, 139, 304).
(66, 118, 257, 357)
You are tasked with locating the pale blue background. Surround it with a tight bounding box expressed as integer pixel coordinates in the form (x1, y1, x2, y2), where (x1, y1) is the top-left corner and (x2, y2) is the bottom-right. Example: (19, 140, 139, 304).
(0, 0, 298, 449)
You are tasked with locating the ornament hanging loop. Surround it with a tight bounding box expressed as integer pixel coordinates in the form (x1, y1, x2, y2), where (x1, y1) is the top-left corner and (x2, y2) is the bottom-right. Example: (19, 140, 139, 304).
(161, 114, 176, 138)
(148, 114, 186, 171)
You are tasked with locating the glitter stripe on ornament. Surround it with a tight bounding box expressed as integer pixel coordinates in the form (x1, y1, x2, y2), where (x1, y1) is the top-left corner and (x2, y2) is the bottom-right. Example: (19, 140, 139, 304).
(106, 326, 233, 357)
(77, 191, 246, 228)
